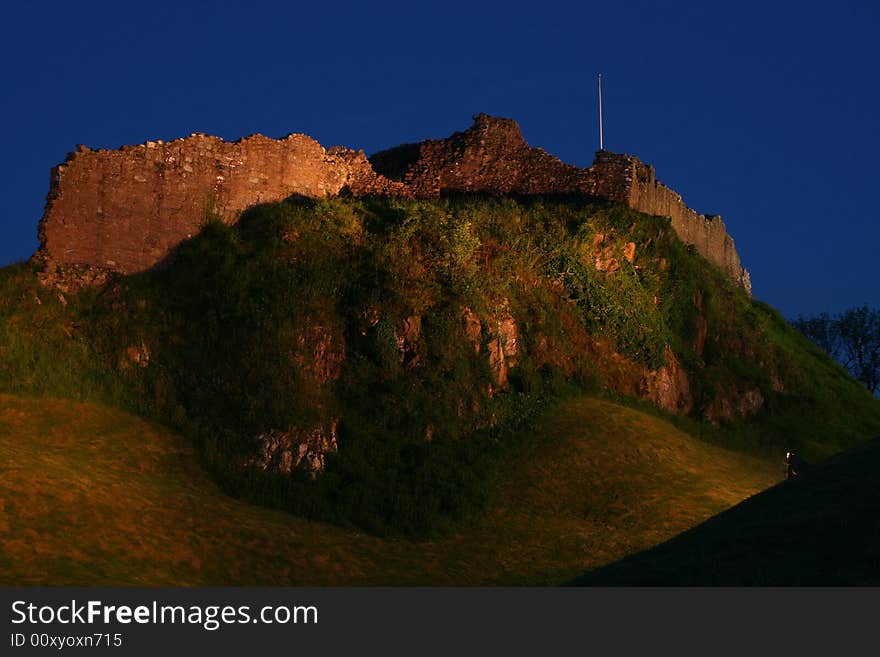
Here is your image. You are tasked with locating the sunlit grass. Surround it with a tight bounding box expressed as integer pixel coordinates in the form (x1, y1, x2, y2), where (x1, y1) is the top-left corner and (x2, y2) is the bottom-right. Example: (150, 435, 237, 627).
(0, 393, 778, 585)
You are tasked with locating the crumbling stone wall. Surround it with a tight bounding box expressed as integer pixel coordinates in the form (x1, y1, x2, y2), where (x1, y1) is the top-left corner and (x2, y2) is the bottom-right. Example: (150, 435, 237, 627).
(369, 113, 592, 196)
(587, 151, 751, 291)
(37, 133, 404, 274)
(372, 114, 751, 292)
(35, 114, 750, 291)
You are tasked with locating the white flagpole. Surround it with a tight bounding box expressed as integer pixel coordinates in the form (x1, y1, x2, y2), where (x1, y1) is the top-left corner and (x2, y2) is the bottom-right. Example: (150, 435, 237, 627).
(598, 73, 604, 151)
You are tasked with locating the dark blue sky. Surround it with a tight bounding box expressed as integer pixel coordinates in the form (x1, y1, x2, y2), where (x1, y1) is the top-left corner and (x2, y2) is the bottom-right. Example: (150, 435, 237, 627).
(3, 1, 877, 316)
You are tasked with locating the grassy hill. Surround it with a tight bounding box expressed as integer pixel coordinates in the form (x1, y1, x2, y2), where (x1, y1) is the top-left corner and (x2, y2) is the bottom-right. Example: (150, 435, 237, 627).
(569, 436, 880, 586)
(0, 393, 778, 585)
(2, 195, 879, 544)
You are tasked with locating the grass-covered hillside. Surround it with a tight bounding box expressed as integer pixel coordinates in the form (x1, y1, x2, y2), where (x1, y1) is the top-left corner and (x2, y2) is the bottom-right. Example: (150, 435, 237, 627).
(0, 393, 777, 585)
(570, 436, 880, 586)
(2, 196, 879, 537)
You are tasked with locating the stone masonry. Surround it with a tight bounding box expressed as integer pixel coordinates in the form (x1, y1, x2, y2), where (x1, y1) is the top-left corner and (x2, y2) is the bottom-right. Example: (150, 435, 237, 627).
(35, 114, 750, 291)
(37, 133, 404, 275)
(588, 151, 750, 291)
(370, 114, 750, 292)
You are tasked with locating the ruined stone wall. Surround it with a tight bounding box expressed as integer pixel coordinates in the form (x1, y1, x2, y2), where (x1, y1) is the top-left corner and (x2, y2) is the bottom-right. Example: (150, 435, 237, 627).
(372, 115, 750, 292)
(588, 151, 751, 291)
(36, 114, 750, 292)
(370, 113, 591, 197)
(37, 133, 403, 274)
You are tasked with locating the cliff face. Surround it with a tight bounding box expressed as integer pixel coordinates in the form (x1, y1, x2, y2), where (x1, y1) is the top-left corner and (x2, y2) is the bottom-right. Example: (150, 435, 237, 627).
(35, 114, 750, 291)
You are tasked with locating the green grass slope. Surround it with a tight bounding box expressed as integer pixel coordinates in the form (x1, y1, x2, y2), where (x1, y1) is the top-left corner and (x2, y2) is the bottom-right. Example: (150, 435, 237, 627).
(0, 394, 778, 585)
(569, 436, 880, 585)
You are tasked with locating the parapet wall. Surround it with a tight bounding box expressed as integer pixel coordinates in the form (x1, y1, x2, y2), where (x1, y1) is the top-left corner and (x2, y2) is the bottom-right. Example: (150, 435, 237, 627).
(35, 114, 750, 292)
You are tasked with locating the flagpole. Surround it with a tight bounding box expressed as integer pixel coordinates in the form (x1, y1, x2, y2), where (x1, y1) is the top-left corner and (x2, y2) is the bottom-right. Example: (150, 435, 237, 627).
(598, 73, 604, 151)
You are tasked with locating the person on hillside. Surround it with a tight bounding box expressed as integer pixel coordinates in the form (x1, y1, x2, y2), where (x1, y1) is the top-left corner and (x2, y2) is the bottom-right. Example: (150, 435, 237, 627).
(786, 451, 811, 480)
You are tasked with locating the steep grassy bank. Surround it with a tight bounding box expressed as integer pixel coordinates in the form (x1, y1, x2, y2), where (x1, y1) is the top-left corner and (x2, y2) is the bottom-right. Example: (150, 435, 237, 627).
(2, 196, 879, 536)
(570, 436, 880, 586)
(0, 394, 778, 585)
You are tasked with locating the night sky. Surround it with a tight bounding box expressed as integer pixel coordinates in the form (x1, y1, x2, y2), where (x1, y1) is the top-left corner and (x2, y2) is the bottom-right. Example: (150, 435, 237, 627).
(3, 0, 877, 317)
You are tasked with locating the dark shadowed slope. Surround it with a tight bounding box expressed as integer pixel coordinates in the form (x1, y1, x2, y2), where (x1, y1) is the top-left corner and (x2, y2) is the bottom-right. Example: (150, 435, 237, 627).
(569, 438, 880, 586)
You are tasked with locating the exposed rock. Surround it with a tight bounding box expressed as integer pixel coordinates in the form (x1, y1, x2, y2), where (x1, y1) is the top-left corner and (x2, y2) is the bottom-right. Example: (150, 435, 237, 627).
(595, 250, 620, 274)
(592, 235, 634, 274)
(292, 324, 344, 384)
(461, 306, 482, 353)
(641, 348, 693, 415)
(582, 337, 647, 399)
(487, 302, 519, 388)
(249, 419, 339, 476)
(120, 341, 150, 369)
(705, 386, 765, 425)
(396, 315, 422, 366)
(487, 341, 506, 389)
(37, 265, 113, 293)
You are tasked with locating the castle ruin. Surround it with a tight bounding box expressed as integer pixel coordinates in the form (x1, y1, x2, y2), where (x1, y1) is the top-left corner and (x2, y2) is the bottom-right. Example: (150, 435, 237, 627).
(35, 114, 750, 292)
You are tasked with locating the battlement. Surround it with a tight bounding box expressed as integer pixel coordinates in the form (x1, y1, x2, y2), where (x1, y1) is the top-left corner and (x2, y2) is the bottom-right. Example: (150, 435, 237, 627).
(35, 114, 750, 292)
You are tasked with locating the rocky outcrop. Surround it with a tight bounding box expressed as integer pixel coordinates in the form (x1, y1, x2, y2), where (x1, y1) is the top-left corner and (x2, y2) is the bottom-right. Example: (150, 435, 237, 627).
(641, 348, 693, 415)
(396, 315, 422, 367)
(120, 341, 150, 370)
(487, 302, 519, 389)
(249, 420, 339, 476)
(461, 306, 482, 353)
(291, 323, 345, 385)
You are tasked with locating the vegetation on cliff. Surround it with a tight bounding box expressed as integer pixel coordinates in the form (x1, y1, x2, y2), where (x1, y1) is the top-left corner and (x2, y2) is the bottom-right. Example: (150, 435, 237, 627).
(1, 196, 879, 536)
